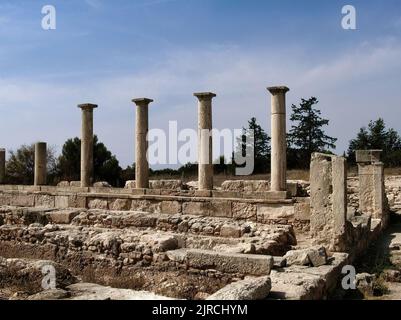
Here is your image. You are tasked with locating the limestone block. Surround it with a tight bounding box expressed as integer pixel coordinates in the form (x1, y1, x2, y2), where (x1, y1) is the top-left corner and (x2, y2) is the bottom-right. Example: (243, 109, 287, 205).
(88, 199, 108, 210)
(57, 181, 70, 187)
(54, 196, 69, 209)
(109, 199, 131, 211)
(209, 201, 231, 218)
(131, 199, 161, 213)
(48, 209, 81, 224)
(186, 249, 274, 275)
(232, 202, 257, 220)
(220, 224, 242, 238)
(257, 204, 294, 222)
(207, 276, 271, 300)
(35, 195, 55, 208)
(160, 201, 182, 214)
(9, 194, 35, 207)
(182, 201, 210, 216)
(294, 199, 310, 221)
(284, 246, 328, 267)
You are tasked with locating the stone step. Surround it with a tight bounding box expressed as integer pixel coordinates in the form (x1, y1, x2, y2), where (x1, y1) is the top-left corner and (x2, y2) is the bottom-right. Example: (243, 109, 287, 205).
(0, 207, 296, 256)
(166, 248, 274, 276)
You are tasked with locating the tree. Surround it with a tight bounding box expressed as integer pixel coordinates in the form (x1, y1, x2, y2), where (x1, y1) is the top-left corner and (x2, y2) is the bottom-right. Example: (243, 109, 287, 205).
(57, 135, 122, 186)
(5, 144, 57, 185)
(348, 118, 401, 166)
(234, 117, 270, 174)
(288, 97, 337, 168)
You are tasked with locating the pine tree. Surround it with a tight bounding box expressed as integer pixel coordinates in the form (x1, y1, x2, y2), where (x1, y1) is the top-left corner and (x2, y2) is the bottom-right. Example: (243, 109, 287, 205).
(288, 97, 337, 168)
(234, 117, 270, 174)
(348, 118, 401, 166)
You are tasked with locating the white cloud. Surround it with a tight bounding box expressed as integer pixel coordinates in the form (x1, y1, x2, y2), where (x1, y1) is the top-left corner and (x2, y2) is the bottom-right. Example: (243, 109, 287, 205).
(1, 40, 401, 167)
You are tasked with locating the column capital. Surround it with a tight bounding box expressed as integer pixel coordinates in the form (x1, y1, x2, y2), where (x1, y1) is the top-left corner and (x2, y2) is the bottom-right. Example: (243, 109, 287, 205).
(267, 86, 290, 95)
(132, 98, 154, 106)
(78, 103, 98, 110)
(194, 92, 216, 101)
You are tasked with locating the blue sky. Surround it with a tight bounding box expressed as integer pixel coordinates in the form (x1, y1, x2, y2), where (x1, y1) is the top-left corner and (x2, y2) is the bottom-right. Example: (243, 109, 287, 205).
(1, 0, 401, 167)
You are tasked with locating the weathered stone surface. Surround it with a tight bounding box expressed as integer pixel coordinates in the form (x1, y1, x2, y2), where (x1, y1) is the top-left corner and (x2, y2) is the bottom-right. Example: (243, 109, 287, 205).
(207, 276, 271, 300)
(220, 224, 242, 238)
(221, 180, 270, 192)
(9, 195, 35, 207)
(232, 202, 256, 220)
(269, 269, 325, 300)
(47, 209, 81, 224)
(161, 201, 182, 214)
(88, 199, 108, 210)
(27, 289, 70, 300)
(257, 204, 294, 222)
(57, 181, 70, 187)
(66, 283, 173, 300)
(186, 249, 274, 275)
(284, 246, 328, 267)
(55, 196, 69, 209)
(109, 199, 131, 211)
(93, 182, 112, 188)
(35, 195, 55, 208)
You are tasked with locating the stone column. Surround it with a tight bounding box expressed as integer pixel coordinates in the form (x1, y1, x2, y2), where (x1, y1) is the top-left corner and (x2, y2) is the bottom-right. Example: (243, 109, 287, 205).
(34, 142, 47, 186)
(194, 92, 216, 191)
(356, 150, 388, 226)
(78, 103, 98, 187)
(0, 148, 5, 184)
(132, 98, 153, 189)
(267, 86, 289, 192)
(310, 153, 348, 252)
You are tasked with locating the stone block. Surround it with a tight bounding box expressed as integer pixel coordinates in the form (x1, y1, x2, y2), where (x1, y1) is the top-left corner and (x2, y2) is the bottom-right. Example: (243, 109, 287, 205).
(109, 199, 131, 211)
(207, 276, 271, 300)
(257, 204, 294, 222)
(232, 202, 257, 220)
(182, 201, 210, 216)
(47, 209, 81, 224)
(88, 199, 108, 210)
(160, 201, 182, 214)
(55, 196, 69, 209)
(9, 194, 35, 207)
(186, 249, 273, 275)
(35, 195, 55, 208)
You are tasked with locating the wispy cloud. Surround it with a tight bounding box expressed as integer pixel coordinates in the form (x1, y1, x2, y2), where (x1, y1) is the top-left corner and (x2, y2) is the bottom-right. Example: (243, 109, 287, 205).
(1, 39, 401, 167)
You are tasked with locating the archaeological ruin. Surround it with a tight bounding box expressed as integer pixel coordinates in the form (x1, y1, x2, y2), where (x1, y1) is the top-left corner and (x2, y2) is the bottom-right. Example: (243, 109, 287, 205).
(0, 86, 400, 300)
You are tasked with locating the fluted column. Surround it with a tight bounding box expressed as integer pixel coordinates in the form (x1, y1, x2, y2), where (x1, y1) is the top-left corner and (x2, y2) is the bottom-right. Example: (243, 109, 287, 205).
(132, 98, 153, 189)
(34, 142, 47, 186)
(267, 86, 289, 192)
(194, 92, 216, 191)
(78, 103, 98, 187)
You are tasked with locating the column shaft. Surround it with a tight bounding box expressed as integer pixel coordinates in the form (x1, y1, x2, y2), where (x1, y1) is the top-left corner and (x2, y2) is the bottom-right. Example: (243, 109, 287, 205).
(268, 86, 289, 192)
(34, 142, 47, 186)
(194, 93, 216, 191)
(133, 98, 153, 189)
(78, 104, 97, 187)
